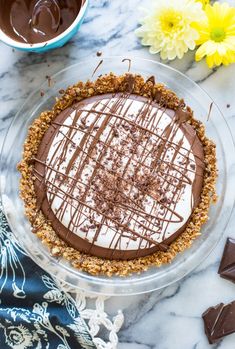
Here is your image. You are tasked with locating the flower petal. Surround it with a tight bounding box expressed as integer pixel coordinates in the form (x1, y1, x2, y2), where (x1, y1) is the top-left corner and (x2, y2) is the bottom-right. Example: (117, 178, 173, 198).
(135, 0, 205, 61)
(206, 55, 215, 68)
(193, 2, 235, 68)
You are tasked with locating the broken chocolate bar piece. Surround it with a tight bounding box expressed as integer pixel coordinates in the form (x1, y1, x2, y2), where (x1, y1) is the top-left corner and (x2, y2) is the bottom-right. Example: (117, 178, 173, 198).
(218, 237, 235, 283)
(202, 301, 235, 344)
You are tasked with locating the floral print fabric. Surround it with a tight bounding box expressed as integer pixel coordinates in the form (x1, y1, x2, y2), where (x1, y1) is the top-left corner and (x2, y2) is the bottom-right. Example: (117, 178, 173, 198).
(0, 204, 96, 349)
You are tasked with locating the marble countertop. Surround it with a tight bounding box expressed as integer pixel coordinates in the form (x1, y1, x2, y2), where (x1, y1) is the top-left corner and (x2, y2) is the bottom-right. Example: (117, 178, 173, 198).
(1, 1, 235, 348)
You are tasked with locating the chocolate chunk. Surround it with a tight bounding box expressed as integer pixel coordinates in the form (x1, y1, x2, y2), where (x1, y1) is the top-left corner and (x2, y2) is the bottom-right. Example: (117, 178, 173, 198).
(202, 301, 235, 344)
(218, 238, 235, 283)
(124, 74, 135, 93)
(153, 90, 162, 104)
(146, 76, 155, 85)
(175, 107, 191, 123)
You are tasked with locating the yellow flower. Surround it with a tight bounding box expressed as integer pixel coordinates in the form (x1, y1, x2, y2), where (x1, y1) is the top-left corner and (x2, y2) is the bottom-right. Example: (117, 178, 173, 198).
(135, 0, 206, 60)
(195, 2, 235, 68)
(196, 0, 210, 8)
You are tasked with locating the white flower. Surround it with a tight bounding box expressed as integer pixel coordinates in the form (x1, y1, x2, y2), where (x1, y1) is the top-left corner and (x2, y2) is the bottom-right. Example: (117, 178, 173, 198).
(5, 325, 33, 349)
(135, 0, 206, 60)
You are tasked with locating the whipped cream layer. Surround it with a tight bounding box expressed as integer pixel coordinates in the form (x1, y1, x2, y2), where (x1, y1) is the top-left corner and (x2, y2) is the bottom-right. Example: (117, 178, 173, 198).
(34, 93, 204, 259)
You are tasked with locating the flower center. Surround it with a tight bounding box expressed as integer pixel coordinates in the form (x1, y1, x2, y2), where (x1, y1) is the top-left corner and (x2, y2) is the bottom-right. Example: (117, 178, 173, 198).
(210, 27, 226, 42)
(160, 10, 183, 35)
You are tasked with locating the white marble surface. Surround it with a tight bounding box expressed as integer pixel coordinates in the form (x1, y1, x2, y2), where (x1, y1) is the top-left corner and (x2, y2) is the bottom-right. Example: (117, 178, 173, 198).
(1, 1, 235, 348)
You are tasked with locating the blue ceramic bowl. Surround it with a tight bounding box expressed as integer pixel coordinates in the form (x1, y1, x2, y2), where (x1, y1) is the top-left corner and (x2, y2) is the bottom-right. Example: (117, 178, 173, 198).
(0, 0, 88, 53)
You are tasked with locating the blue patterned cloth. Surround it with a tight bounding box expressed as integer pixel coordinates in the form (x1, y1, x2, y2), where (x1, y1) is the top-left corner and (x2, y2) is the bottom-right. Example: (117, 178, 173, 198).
(0, 205, 96, 349)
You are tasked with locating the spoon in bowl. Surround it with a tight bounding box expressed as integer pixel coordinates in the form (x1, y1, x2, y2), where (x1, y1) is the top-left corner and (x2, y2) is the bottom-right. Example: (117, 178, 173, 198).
(31, 0, 61, 35)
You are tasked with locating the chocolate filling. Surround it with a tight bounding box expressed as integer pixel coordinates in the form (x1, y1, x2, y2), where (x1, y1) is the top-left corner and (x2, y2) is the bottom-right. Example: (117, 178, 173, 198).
(33, 93, 204, 260)
(0, 0, 83, 44)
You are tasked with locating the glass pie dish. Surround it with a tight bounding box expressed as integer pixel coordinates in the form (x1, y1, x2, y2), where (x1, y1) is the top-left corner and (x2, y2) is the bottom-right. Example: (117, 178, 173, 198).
(1, 57, 234, 295)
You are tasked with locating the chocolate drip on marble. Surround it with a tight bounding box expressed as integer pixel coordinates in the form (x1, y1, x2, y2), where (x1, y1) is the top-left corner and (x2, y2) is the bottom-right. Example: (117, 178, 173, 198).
(32, 91, 204, 260)
(122, 58, 132, 72)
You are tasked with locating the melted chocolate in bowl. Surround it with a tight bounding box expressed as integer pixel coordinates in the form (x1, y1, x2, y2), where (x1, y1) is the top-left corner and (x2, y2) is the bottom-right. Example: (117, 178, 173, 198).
(33, 93, 205, 260)
(0, 0, 82, 44)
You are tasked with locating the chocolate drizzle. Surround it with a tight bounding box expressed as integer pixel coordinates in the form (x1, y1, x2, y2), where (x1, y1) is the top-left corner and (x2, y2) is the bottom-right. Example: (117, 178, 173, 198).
(122, 58, 132, 72)
(32, 92, 204, 260)
(92, 60, 103, 77)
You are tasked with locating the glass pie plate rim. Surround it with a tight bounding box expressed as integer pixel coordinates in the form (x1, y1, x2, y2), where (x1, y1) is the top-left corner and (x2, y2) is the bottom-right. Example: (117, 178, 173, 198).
(1, 56, 234, 296)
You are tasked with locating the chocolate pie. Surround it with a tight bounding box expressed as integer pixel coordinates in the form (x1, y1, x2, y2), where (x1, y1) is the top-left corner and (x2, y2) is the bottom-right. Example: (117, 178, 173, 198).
(18, 73, 217, 276)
